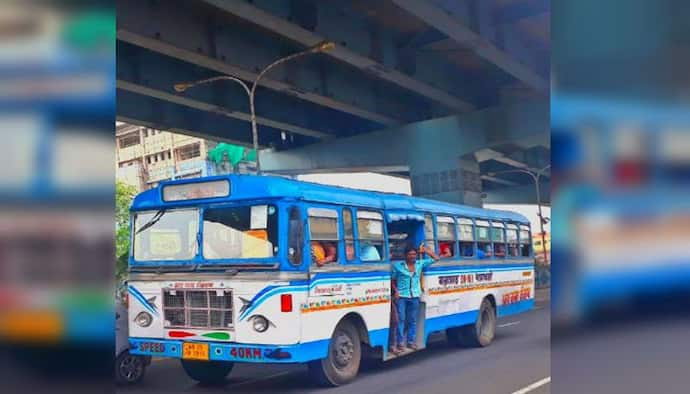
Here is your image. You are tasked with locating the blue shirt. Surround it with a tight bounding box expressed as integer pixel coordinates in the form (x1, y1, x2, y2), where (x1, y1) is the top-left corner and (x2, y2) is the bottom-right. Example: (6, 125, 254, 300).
(360, 243, 381, 261)
(392, 258, 436, 298)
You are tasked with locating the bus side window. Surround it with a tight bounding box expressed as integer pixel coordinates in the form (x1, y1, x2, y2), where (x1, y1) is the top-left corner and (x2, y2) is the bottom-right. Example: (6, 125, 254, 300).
(308, 207, 340, 266)
(520, 226, 532, 257)
(507, 223, 520, 257)
(287, 207, 303, 266)
(424, 214, 436, 252)
(476, 220, 491, 258)
(356, 211, 384, 262)
(491, 221, 506, 258)
(458, 218, 474, 257)
(436, 216, 456, 258)
(343, 209, 355, 261)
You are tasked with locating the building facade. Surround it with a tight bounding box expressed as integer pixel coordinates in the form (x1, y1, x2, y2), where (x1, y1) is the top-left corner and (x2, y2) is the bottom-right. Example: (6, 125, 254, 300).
(116, 123, 253, 192)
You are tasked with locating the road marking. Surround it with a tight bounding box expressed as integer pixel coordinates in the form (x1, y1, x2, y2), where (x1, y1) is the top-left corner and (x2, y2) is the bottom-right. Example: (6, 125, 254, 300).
(498, 321, 520, 328)
(227, 371, 292, 387)
(511, 377, 551, 394)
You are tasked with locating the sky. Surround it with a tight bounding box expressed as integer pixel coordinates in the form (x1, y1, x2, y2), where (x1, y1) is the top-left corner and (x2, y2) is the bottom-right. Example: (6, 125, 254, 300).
(298, 172, 550, 233)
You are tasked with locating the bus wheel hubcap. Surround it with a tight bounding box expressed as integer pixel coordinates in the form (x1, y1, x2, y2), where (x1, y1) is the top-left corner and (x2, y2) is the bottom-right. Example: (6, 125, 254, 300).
(333, 331, 354, 368)
(120, 356, 142, 381)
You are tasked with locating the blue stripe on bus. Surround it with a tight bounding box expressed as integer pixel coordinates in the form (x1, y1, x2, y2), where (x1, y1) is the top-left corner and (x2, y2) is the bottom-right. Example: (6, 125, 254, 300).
(128, 285, 158, 316)
(131, 328, 389, 364)
(239, 275, 390, 321)
(497, 299, 535, 317)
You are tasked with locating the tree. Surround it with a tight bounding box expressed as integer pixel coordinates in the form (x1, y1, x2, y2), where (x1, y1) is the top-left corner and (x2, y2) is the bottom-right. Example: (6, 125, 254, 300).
(116, 181, 137, 283)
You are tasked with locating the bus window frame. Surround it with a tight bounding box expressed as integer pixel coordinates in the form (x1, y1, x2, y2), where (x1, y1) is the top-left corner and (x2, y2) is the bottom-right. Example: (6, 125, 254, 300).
(342, 207, 356, 263)
(305, 204, 341, 267)
(475, 219, 492, 259)
(519, 224, 533, 258)
(285, 204, 306, 269)
(354, 208, 387, 263)
(424, 214, 437, 254)
(490, 221, 506, 259)
(506, 222, 520, 259)
(457, 217, 475, 259)
(435, 215, 457, 259)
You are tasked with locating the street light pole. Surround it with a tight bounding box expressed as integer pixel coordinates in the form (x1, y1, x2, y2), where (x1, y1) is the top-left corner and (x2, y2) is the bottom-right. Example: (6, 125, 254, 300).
(174, 41, 335, 174)
(487, 165, 550, 264)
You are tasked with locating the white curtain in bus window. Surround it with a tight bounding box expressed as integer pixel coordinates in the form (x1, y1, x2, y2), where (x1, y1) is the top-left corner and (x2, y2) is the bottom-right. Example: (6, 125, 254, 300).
(357, 211, 384, 261)
(458, 218, 474, 241)
(436, 216, 455, 240)
(307, 208, 339, 240)
(202, 205, 278, 259)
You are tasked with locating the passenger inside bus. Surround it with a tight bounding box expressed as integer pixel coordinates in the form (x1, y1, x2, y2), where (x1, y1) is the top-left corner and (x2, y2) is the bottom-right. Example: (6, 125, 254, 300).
(439, 241, 453, 257)
(311, 241, 337, 266)
(360, 242, 381, 261)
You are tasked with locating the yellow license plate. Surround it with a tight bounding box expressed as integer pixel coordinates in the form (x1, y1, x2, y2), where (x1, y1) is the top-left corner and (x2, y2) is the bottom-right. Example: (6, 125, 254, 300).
(182, 342, 209, 360)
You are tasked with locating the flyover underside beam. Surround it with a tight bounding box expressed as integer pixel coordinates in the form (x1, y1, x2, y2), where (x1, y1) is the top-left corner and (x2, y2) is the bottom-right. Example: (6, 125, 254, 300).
(392, 0, 548, 92)
(117, 0, 413, 126)
(261, 99, 548, 173)
(204, 0, 475, 112)
(116, 89, 316, 148)
(482, 180, 551, 205)
(117, 43, 356, 140)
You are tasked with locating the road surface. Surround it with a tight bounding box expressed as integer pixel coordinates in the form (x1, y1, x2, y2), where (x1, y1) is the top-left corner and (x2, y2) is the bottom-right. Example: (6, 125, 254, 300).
(119, 300, 550, 394)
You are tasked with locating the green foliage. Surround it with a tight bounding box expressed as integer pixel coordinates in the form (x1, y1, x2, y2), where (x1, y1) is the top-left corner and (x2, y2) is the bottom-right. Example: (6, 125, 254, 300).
(116, 181, 137, 283)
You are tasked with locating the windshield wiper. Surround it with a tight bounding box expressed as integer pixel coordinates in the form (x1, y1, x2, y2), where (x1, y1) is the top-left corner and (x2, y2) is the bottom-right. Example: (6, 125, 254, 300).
(135, 209, 166, 235)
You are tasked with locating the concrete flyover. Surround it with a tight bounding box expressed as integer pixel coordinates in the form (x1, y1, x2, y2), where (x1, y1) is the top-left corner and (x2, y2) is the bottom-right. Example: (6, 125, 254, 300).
(117, 0, 550, 205)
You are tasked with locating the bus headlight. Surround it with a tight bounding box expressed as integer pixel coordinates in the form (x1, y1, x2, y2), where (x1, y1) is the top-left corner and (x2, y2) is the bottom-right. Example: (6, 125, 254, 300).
(135, 311, 153, 327)
(252, 315, 269, 333)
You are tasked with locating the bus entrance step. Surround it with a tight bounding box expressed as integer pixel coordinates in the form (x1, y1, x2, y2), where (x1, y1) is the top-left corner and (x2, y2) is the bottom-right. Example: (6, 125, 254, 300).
(386, 346, 424, 360)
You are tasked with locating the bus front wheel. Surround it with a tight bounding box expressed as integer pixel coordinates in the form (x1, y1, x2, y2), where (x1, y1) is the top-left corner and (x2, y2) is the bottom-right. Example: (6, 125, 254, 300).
(447, 297, 496, 347)
(180, 359, 233, 385)
(308, 320, 362, 386)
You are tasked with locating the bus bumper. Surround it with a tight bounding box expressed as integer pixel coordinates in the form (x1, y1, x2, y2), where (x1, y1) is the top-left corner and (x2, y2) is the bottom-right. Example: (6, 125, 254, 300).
(128, 337, 329, 364)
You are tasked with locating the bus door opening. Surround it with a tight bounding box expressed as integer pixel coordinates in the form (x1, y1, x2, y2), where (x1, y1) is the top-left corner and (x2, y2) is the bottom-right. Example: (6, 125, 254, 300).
(386, 217, 427, 352)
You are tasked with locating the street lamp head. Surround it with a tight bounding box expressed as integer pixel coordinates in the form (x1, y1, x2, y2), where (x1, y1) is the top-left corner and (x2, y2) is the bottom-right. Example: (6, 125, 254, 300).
(311, 40, 335, 53)
(173, 82, 194, 93)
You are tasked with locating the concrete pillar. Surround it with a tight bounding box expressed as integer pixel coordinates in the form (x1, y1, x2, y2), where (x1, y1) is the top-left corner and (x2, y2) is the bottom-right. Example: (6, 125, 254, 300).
(409, 152, 483, 207)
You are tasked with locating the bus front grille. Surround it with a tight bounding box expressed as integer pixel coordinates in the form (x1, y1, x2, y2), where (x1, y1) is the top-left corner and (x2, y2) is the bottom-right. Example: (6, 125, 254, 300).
(162, 289, 233, 330)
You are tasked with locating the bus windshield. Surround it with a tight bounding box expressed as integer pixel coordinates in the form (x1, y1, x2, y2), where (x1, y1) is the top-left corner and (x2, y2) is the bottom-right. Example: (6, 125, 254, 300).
(202, 204, 279, 260)
(133, 209, 199, 261)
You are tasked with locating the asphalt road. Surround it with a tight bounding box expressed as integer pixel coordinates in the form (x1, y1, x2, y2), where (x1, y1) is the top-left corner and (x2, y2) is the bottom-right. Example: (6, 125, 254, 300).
(119, 300, 550, 394)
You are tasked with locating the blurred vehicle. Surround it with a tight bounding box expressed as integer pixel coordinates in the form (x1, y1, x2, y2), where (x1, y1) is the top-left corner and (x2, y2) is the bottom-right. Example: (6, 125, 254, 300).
(551, 93, 690, 326)
(116, 299, 150, 385)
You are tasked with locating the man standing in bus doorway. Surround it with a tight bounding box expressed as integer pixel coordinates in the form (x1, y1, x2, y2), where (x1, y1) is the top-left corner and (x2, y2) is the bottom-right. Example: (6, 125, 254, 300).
(391, 243, 439, 354)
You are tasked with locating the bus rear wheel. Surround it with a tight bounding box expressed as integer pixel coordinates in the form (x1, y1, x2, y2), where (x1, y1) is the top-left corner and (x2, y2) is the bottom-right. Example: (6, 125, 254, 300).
(180, 359, 233, 385)
(308, 320, 361, 386)
(447, 297, 496, 347)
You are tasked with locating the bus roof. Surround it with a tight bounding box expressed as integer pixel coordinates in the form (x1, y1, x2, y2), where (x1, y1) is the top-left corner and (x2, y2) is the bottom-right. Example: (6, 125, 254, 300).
(130, 175, 530, 224)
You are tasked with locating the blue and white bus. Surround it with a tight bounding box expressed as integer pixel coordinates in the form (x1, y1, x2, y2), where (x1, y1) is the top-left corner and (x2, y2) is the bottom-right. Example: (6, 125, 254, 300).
(127, 175, 535, 386)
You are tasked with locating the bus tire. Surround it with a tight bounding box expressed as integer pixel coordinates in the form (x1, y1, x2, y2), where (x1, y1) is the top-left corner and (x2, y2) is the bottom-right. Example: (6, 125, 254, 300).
(180, 359, 233, 385)
(464, 297, 497, 347)
(115, 351, 147, 385)
(308, 320, 361, 386)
